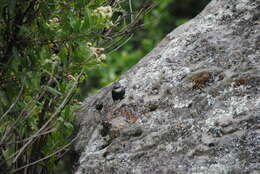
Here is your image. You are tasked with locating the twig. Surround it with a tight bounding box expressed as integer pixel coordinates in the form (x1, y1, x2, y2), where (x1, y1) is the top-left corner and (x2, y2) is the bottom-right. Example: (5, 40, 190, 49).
(0, 86, 24, 121)
(11, 135, 78, 173)
(0, 128, 56, 146)
(12, 69, 84, 164)
(104, 35, 128, 50)
(129, 0, 133, 22)
(0, 77, 55, 145)
(107, 34, 133, 54)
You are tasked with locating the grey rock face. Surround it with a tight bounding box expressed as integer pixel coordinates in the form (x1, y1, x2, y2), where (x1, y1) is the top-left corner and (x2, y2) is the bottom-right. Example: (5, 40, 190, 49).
(74, 0, 260, 173)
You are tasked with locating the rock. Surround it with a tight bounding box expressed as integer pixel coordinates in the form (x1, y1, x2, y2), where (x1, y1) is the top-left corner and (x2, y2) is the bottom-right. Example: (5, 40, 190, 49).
(74, 0, 260, 173)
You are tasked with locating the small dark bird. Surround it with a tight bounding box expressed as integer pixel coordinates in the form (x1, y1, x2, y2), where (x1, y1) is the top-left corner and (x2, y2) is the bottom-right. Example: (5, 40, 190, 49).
(112, 83, 125, 101)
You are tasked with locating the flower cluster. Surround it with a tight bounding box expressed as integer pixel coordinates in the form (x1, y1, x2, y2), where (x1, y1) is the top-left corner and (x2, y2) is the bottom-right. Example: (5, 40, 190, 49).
(93, 6, 113, 19)
(51, 54, 60, 61)
(87, 42, 106, 62)
(48, 17, 60, 28)
(44, 54, 61, 66)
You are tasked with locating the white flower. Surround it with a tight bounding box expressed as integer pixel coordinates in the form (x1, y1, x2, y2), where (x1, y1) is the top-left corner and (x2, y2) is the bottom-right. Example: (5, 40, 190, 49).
(89, 46, 106, 62)
(97, 54, 106, 62)
(94, 6, 113, 19)
(90, 47, 104, 55)
(51, 54, 60, 61)
(86, 42, 92, 47)
(48, 17, 60, 28)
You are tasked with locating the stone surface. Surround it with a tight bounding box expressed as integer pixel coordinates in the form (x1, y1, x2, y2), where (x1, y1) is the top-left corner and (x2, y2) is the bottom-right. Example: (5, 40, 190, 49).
(74, 0, 260, 173)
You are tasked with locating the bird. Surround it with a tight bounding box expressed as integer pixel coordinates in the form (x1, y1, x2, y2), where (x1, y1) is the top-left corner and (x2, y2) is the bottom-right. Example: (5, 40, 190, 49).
(111, 83, 125, 101)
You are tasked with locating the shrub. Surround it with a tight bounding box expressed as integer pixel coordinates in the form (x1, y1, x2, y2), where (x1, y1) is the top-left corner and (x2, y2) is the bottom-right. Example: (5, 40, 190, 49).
(0, 0, 151, 173)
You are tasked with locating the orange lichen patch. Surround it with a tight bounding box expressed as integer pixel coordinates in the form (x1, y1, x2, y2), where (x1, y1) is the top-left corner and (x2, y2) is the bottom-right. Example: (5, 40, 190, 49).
(126, 114, 139, 123)
(232, 77, 248, 87)
(191, 71, 211, 89)
(175, 122, 187, 128)
(107, 106, 139, 123)
(120, 108, 139, 123)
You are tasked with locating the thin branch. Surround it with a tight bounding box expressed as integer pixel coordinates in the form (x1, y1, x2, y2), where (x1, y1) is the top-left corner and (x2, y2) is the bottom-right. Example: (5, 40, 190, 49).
(108, 4, 154, 39)
(0, 146, 9, 173)
(107, 34, 133, 54)
(104, 35, 128, 50)
(0, 77, 56, 145)
(129, 0, 133, 22)
(12, 69, 84, 164)
(0, 86, 24, 121)
(0, 128, 56, 146)
(11, 135, 78, 173)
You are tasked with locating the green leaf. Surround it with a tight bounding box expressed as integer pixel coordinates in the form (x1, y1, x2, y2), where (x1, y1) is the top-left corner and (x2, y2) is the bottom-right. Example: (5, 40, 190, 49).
(83, 8, 91, 28)
(0, 90, 9, 106)
(45, 86, 62, 96)
(64, 106, 71, 117)
(64, 122, 73, 129)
